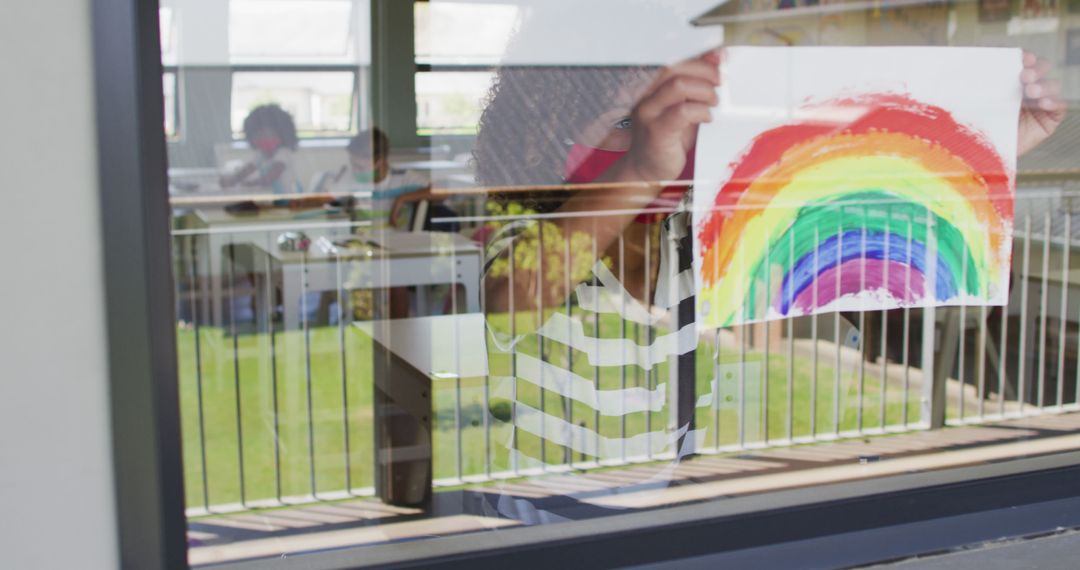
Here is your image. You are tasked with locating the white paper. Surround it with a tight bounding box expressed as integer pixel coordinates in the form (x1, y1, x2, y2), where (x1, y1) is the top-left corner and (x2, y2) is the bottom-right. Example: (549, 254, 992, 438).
(693, 47, 1022, 329)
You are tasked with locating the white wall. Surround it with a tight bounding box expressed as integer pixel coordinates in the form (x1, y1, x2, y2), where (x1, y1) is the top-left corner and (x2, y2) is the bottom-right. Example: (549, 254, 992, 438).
(0, 1, 119, 569)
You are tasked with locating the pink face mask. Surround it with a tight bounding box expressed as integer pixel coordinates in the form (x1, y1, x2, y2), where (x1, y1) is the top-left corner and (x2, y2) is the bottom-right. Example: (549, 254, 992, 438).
(564, 143, 695, 224)
(253, 135, 282, 155)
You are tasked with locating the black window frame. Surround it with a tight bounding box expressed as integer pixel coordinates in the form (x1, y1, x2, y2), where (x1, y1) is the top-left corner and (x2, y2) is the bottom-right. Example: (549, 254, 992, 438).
(96, 0, 1080, 568)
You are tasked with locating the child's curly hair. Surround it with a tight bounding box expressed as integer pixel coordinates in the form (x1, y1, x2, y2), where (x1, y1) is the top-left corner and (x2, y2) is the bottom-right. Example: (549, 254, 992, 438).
(473, 65, 652, 213)
(242, 104, 299, 150)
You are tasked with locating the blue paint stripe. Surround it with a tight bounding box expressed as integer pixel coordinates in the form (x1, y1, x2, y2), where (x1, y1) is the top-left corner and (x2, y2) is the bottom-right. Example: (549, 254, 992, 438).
(776, 230, 956, 314)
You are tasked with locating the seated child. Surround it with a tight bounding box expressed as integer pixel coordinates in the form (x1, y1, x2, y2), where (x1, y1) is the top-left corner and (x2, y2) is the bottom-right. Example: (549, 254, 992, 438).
(335, 128, 430, 226)
(220, 104, 303, 195)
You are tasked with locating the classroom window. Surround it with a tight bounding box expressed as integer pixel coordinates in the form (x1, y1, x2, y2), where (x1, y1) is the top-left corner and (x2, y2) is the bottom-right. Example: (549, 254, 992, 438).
(415, 70, 493, 135)
(163, 70, 178, 139)
(230, 70, 357, 138)
(228, 0, 358, 64)
(414, 1, 520, 66)
(159, 6, 176, 65)
(413, 1, 517, 135)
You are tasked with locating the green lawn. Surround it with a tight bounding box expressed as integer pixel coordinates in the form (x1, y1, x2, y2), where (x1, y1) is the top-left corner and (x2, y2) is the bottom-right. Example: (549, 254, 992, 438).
(176, 313, 921, 509)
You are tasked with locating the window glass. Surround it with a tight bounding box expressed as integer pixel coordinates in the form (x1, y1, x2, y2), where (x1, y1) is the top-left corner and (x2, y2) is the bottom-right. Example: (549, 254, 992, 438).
(415, 70, 493, 135)
(229, 0, 355, 63)
(230, 71, 356, 137)
(160, 6, 176, 65)
(161, 1, 1080, 567)
(414, 1, 520, 65)
(163, 70, 178, 139)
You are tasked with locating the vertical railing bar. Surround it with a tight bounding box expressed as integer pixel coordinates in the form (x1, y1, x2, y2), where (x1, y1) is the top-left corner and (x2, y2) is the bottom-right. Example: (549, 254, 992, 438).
(264, 249, 282, 502)
(999, 253, 1011, 417)
(564, 227, 573, 469)
(739, 321, 746, 448)
(335, 250, 352, 493)
(902, 216, 912, 427)
(714, 213, 722, 450)
(977, 302, 987, 420)
(763, 226, 771, 444)
(644, 224, 653, 461)
(537, 222, 546, 469)
(508, 231, 519, 475)
(450, 242, 463, 482)
(958, 238, 969, 422)
(880, 205, 890, 429)
(857, 206, 867, 432)
(622, 232, 630, 461)
(301, 250, 316, 498)
(786, 225, 795, 442)
(811, 226, 820, 437)
(738, 221, 747, 449)
(188, 236, 210, 509)
(227, 240, 247, 507)
(1037, 211, 1051, 410)
(1057, 213, 1071, 409)
(593, 219, 601, 464)
(714, 328, 722, 450)
(1017, 213, 1032, 415)
(482, 256, 491, 479)
(833, 221, 842, 436)
(1074, 223, 1080, 408)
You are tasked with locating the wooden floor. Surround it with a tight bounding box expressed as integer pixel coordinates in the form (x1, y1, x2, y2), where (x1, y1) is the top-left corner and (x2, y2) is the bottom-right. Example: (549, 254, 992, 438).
(188, 411, 1080, 567)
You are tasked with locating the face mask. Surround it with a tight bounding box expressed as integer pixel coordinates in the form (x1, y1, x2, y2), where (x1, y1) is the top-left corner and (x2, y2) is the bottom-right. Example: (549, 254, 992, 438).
(564, 143, 695, 224)
(352, 170, 377, 183)
(253, 135, 282, 155)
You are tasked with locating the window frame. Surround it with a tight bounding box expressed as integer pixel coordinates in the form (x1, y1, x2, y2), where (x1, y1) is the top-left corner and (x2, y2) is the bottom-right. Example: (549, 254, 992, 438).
(98, 0, 1080, 568)
(92, 0, 187, 568)
(204, 452, 1080, 569)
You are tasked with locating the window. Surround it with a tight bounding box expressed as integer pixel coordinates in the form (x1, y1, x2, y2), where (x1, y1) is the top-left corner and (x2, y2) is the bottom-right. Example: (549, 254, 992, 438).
(162, 70, 178, 139)
(413, 1, 519, 136)
(230, 70, 357, 138)
(415, 70, 493, 135)
(414, 1, 519, 66)
(143, 1, 1080, 568)
(159, 6, 176, 65)
(228, 0, 357, 64)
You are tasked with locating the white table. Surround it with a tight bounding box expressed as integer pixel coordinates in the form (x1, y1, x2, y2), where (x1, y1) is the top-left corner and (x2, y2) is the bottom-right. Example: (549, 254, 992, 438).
(275, 229, 482, 331)
(175, 206, 354, 327)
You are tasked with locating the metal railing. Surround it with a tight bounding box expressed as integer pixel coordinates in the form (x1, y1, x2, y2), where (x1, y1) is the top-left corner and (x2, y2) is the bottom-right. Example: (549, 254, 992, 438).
(172, 188, 1080, 515)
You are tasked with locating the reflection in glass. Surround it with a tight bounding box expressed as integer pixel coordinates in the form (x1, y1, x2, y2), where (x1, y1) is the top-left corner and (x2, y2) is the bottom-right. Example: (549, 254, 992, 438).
(230, 71, 356, 138)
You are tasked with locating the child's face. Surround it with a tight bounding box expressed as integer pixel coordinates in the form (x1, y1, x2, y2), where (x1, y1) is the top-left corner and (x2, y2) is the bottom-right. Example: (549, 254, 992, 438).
(349, 153, 389, 183)
(251, 126, 282, 157)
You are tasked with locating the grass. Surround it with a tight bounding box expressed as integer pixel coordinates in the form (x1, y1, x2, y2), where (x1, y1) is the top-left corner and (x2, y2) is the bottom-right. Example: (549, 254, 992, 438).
(176, 312, 921, 510)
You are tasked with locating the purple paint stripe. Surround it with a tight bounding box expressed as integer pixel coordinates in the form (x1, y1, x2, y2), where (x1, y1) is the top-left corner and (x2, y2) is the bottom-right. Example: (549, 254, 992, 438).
(791, 259, 926, 313)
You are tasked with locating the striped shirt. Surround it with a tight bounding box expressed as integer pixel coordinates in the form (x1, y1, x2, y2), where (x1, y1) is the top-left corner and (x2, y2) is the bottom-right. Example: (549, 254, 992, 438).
(482, 194, 710, 473)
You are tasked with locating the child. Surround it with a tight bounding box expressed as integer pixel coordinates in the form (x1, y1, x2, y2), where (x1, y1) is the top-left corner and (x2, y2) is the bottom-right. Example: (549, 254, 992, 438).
(220, 104, 303, 195)
(472, 40, 1065, 480)
(336, 128, 431, 227)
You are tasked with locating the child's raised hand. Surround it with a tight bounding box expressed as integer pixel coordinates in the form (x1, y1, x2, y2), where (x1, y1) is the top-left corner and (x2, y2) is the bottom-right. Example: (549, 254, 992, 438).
(620, 49, 722, 183)
(1018, 51, 1065, 156)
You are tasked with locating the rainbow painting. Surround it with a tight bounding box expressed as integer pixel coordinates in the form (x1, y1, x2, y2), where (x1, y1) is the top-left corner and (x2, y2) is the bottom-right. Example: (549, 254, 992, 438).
(693, 47, 1021, 329)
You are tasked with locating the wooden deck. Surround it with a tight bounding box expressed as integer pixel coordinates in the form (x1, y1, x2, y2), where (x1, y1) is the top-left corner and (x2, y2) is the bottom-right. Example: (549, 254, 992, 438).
(188, 411, 1080, 567)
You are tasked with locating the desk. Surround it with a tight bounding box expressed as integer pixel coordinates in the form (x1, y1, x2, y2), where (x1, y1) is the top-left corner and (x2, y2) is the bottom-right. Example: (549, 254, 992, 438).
(176, 207, 354, 327)
(274, 229, 482, 331)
